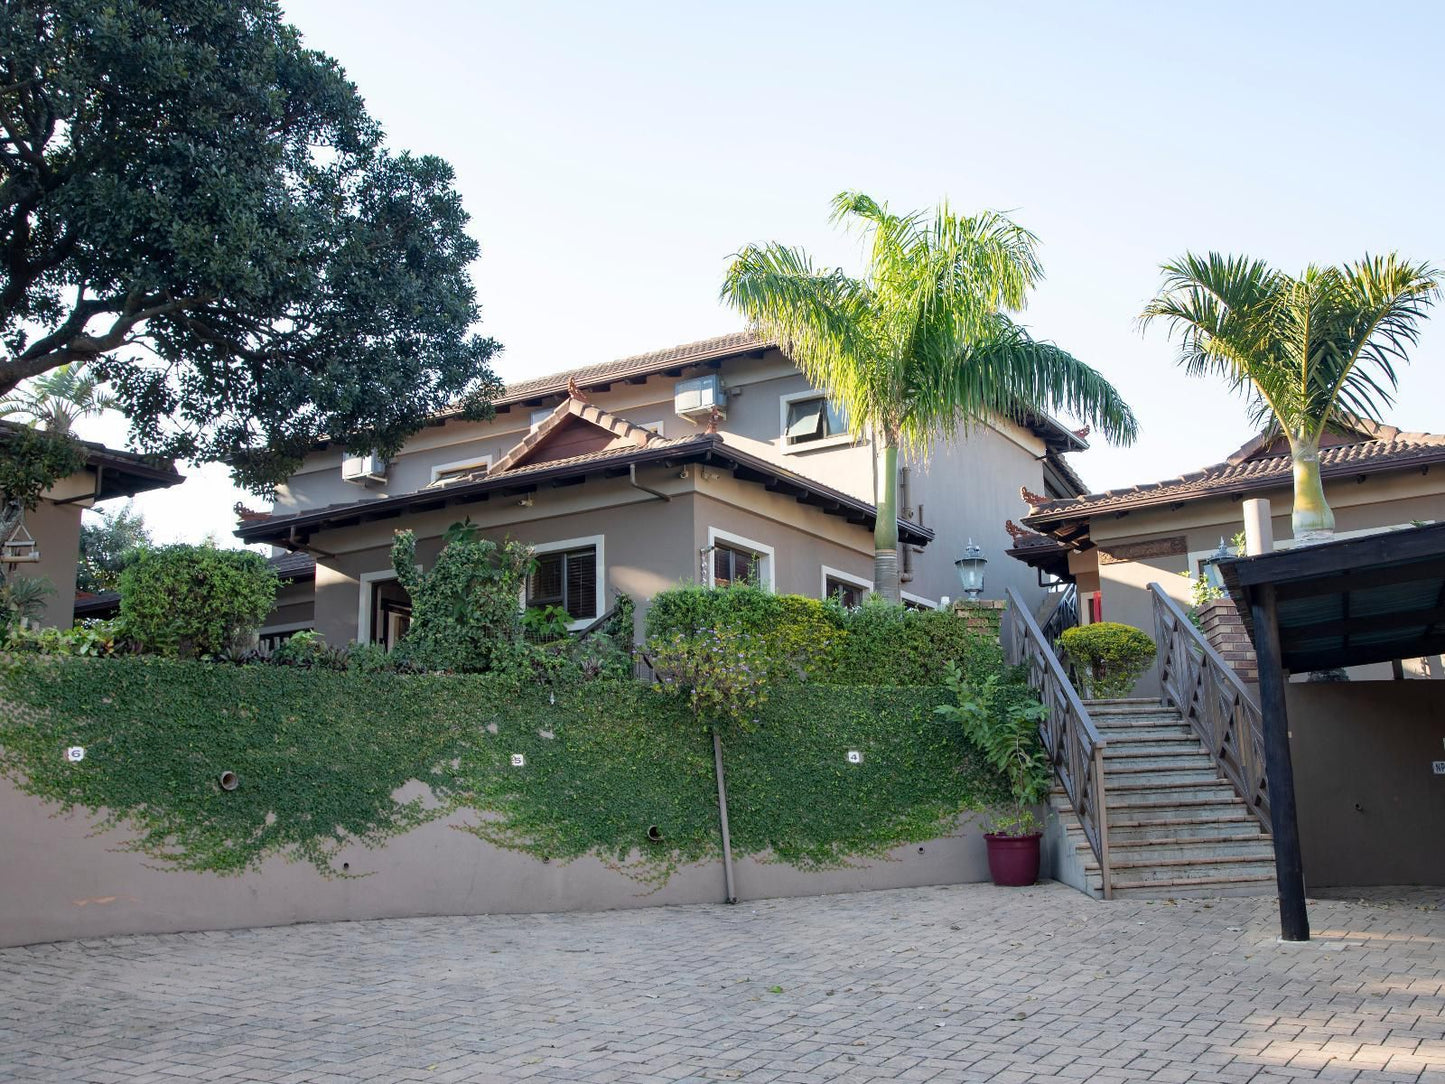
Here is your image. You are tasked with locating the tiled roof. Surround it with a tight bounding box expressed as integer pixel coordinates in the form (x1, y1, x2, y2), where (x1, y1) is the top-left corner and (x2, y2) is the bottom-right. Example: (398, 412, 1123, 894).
(236, 434, 933, 548)
(0, 421, 182, 499)
(1023, 431, 1445, 525)
(491, 331, 770, 406)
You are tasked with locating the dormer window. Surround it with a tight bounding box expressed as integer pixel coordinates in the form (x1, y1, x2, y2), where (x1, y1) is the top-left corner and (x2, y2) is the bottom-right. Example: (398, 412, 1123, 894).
(780, 392, 848, 450)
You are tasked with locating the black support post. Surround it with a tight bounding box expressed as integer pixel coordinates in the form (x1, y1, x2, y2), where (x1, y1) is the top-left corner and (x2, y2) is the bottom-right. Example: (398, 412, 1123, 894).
(1250, 583, 1310, 941)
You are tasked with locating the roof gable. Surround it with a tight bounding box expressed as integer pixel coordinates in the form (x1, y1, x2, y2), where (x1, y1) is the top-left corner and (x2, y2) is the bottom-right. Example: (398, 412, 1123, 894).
(490, 392, 660, 475)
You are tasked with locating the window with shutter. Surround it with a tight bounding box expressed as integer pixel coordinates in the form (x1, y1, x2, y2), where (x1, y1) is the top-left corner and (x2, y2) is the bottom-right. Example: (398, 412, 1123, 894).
(527, 546, 597, 620)
(713, 544, 760, 588)
(825, 576, 866, 608)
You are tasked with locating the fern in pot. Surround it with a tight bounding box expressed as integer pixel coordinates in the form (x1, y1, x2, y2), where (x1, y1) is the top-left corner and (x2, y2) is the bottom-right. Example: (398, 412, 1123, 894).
(938, 665, 1051, 886)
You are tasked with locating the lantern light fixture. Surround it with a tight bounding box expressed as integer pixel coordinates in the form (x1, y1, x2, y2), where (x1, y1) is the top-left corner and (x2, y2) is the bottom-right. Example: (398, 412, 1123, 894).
(954, 539, 988, 600)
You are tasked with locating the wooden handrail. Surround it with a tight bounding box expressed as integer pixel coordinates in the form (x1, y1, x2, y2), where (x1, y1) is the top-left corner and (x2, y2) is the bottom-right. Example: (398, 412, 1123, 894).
(1148, 583, 1270, 830)
(1003, 587, 1112, 898)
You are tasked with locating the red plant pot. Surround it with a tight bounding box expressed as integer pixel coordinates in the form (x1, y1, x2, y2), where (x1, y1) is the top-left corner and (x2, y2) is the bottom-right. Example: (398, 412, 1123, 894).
(984, 832, 1042, 887)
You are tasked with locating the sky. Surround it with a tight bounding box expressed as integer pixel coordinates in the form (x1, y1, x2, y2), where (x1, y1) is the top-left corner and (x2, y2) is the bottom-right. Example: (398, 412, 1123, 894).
(82, 0, 1445, 546)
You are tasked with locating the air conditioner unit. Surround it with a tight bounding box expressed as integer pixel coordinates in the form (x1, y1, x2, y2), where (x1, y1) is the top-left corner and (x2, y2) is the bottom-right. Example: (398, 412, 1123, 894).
(341, 452, 388, 485)
(674, 374, 725, 421)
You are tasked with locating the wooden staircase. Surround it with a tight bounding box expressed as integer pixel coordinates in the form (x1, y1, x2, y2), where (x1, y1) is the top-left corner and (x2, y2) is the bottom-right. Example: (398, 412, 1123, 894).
(1052, 698, 1276, 899)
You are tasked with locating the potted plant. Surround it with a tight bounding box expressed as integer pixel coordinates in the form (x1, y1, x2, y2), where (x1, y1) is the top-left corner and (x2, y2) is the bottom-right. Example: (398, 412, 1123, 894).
(938, 666, 1051, 886)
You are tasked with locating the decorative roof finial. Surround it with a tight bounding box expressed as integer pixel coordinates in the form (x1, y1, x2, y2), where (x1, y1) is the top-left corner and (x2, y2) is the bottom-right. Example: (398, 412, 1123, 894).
(1019, 485, 1048, 507)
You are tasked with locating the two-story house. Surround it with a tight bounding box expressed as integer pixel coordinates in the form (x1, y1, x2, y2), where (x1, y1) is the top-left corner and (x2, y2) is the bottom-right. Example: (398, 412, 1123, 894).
(234, 332, 1091, 646)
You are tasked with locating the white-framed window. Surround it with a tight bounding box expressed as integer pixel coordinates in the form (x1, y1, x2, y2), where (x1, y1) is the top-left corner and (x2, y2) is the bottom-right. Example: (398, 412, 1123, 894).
(821, 565, 871, 607)
(357, 568, 414, 649)
(429, 454, 492, 486)
(526, 534, 605, 629)
(779, 390, 851, 453)
(901, 592, 938, 611)
(706, 527, 776, 591)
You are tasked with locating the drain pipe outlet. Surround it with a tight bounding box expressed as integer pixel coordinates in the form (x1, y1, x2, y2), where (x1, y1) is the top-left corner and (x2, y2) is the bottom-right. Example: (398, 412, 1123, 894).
(629, 463, 671, 502)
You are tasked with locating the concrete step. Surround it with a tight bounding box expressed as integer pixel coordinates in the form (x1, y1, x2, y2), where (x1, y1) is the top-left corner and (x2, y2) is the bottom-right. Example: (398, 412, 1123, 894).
(1105, 763, 1221, 783)
(1106, 779, 1239, 803)
(1110, 872, 1277, 899)
(1108, 810, 1262, 837)
(1092, 725, 1196, 741)
(1109, 854, 1276, 881)
(1106, 837, 1276, 864)
(1105, 740, 1209, 758)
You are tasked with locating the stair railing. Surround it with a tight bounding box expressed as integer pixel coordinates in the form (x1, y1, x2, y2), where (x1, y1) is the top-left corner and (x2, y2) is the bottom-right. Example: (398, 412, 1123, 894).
(1003, 587, 1113, 898)
(1148, 583, 1270, 831)
(1040, 583, 1079, 646)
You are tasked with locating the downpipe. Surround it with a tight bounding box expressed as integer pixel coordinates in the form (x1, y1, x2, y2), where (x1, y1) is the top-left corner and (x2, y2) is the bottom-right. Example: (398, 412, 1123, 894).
(712, 726, 738, 904)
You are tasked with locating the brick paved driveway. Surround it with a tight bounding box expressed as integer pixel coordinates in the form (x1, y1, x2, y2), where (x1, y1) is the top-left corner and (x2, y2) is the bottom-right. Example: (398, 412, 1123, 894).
(2, 882, 1443, 1083)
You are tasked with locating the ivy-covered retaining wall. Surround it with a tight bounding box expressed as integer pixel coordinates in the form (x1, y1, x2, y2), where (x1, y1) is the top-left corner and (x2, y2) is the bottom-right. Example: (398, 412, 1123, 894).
(0, 657, 1012, 945)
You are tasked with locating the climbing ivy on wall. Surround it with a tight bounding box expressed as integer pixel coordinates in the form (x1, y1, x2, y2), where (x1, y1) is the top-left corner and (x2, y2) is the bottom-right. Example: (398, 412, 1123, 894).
(0, 657, 1010, 884)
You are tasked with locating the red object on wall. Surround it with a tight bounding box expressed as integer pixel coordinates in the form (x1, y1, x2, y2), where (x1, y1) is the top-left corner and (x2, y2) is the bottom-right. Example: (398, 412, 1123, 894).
(1088, 592, 1103, 624)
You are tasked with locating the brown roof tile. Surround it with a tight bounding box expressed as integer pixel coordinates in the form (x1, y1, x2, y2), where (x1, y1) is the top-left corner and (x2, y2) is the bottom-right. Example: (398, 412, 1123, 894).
(1023, 431, 1445, 526)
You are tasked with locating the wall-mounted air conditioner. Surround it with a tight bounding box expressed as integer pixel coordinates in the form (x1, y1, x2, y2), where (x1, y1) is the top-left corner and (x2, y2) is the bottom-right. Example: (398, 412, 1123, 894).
(341, 452, 388, 485)
(674, 374, 725, 422)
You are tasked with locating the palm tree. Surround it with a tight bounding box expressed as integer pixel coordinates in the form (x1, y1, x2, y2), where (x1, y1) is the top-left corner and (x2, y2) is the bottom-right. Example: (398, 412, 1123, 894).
(721, 191, 1138, 601)
(1141, 253, 1441, 541)
(0, 361, 119, 434)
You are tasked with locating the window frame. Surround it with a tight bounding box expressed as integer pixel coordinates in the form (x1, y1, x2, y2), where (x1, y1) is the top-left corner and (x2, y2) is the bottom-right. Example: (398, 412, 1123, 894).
(429, 454, 493, 485)
(820, 565, 871, 607)
(526, 534, 606, 631)
(705, 527, 775, 591)
(778, 390, 853, 454)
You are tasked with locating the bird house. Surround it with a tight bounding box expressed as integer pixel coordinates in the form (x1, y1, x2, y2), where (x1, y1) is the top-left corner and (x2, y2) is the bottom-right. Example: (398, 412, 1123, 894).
(2, 521, 40, 565)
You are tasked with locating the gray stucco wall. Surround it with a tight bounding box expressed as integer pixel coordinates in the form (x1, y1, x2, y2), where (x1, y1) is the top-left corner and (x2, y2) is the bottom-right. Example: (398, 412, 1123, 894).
(0, 778, 995, 947)
(1286, 682, 1445, 889)
(20, 498, 82, 629)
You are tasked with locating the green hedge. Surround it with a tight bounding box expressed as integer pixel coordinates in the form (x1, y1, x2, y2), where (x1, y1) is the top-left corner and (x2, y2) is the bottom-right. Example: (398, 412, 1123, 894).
(645, 585, 1003, 686)
(0, 657, 1007, 883)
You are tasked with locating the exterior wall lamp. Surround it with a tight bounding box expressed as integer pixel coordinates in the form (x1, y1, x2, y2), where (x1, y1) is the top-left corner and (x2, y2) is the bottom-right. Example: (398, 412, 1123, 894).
(1202, 537, 1233, 590)
(954, 539, 987, 600)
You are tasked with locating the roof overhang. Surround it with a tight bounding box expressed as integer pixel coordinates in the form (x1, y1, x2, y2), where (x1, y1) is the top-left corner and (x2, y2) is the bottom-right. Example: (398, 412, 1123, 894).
(236, 436, 934, 550)
(0, 423, 183, 502)
(1220, 523, 1445, 672)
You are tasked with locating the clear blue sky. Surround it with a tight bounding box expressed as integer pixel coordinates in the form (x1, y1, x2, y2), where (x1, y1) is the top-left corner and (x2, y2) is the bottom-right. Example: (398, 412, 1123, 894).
(109, 0, 1445, 544)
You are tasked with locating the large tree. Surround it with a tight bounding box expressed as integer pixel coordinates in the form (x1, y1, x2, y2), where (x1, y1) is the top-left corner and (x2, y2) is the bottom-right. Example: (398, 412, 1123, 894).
(1141, 253, 1440, 541)
(1, 0, 502, 492)
(721, 192, 1138, 601)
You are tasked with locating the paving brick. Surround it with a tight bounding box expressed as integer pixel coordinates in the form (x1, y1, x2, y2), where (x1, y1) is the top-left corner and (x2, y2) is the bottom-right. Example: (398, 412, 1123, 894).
(2, 883, 1444, 1082)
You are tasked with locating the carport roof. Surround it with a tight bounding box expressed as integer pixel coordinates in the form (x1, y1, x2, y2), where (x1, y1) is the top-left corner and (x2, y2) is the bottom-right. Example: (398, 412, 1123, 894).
(1218, 522, 1445, 672)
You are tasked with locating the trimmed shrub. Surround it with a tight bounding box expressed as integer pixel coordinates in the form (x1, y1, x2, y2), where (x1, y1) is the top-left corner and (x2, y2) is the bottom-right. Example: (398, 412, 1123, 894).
(1057, 622, 1156, 699)
(118, 544, 277, 658)
(829, 597, 1002, 686)
(645, 584, 842, 680)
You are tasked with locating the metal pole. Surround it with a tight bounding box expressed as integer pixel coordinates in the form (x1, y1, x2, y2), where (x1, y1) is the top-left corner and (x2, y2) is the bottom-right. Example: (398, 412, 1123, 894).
(1250, 583, 1309, 941)
(712, 726, 738, 904)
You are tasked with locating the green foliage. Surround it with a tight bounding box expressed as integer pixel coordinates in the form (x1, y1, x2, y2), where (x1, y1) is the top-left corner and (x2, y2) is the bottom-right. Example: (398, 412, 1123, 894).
(4, 618, 126, 657)
(0, 426, 87, 510)
(720, 191, 1137, 597)
(1, 0, 502, 490)
(829, 598, 1004, 686)
(119, 545, 278, 658)
(1141, 252, 1440, 534)
(522, 604, 573, 641)
(648, 626, 772, 731)
(78, 503, 152, 593)
(391, 528, 533, 673)
(937, 668, 1049, 836)
(726, 685, 1007, 866)
(1057, 622, 1156, 699)
(0, 658, 1012, 883)
(645, 584, 841, 680)
(0, 361, 119, 435)
(0, 574, 52, 627)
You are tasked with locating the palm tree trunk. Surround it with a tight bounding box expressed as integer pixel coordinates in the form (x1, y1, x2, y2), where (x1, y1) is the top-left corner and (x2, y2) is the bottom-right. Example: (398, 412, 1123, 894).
(874, 441, 900, 602)
(1290, 441, 1335, 543)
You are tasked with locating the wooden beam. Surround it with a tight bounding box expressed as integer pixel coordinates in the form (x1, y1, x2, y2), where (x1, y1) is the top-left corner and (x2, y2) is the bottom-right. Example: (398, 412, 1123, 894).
(1250, 582, 1310, 942)
(1279, 604, 1445, 647)
(1273, 560, 1445, 602)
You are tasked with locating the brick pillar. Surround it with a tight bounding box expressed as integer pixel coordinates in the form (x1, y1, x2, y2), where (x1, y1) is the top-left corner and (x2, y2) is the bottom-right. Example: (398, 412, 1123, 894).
(1197, 597, 1258, 686)
(951, 599, 1005, 638)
